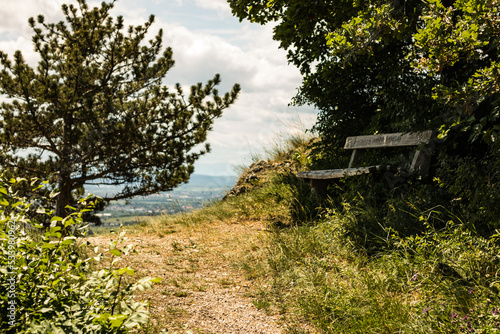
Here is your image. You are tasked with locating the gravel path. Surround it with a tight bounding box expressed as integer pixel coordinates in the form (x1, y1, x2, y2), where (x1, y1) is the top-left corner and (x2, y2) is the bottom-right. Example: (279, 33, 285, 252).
(88, 219, 283, 333)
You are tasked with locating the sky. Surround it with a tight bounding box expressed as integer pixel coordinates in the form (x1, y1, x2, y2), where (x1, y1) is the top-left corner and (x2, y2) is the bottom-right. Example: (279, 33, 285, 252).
(0, 0, 317, 177)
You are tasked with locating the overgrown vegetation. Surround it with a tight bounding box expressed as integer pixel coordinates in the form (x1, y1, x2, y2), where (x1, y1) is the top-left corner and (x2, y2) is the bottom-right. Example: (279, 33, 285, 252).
(245, 211, 500, 333)
(0, 178, 160, 333)
(202, 135, 500, 333)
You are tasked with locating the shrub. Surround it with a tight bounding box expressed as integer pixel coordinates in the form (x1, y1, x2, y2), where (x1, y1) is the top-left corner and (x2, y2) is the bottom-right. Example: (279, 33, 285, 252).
(433, 152, 500, 234)
(390, 217, 500, 333)
(0, 178, 160, 333)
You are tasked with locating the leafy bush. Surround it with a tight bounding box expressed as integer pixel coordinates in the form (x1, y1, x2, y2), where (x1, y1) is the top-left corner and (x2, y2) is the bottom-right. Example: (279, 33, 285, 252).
(0, 178, 160, 333)
(315, 149, 499, 253)
(433, 151, 500, 234)
(390, 217, 500, 333)
(320, 173, 429, 252)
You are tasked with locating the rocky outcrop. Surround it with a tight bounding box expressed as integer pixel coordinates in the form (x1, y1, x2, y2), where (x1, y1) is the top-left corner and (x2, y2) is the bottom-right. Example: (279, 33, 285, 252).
(224, 159, 295, 198)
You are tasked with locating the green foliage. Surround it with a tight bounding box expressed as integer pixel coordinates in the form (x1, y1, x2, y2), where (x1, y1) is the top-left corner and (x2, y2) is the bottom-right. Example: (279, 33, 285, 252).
(228, 0, 500, 167)
(300, 141, 499, 250)
(313, 173, 427, 253)
(0, 0, 240, 217)
(413, 0, 500, 155)
(259, 172, 322, 226)
(243, 214, 415, 333)
(433, 149, 500, 233)
(390, 218, 500, 333)
(0, 178, 160, 333)
(239, 194, 500, 333)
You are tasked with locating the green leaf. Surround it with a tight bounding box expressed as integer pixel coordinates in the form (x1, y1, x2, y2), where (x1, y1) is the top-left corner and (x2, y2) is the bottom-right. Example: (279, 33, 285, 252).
(61, 238, 76, 245)
(93, 312, 111, 323)
(49, 189, 60, 199)
(149, 277, 162, 284)
(42, 243, 57, 249)
(108, 314, 127, 327)
(109, 248, 122, 257)
(64, 218, 76, 228)
(49, 225, 62, 233)
(115, 267, 134, 276)
(31, 184, 44, 191)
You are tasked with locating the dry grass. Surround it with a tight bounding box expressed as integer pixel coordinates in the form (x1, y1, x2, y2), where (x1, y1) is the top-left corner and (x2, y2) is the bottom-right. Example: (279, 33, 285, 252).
(87, 215, 283, 334)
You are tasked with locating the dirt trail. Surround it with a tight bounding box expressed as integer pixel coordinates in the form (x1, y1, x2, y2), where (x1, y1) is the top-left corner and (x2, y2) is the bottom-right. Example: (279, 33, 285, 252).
(88, 219, 283, 334)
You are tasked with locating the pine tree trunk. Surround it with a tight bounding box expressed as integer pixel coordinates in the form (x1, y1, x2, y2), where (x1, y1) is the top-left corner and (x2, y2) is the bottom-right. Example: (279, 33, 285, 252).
(55, 176, 72, 219)
(56, 111, 73, 220)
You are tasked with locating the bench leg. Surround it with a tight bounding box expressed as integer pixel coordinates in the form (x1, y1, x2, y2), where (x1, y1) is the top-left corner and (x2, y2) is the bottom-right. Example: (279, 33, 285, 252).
(306, 179, 333, 197)
(411, 147, 432, 180)
(383, 171, 406, 189)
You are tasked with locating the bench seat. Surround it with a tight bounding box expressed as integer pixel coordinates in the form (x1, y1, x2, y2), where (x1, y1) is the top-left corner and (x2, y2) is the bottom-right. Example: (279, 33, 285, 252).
(298, 165, 400, 180)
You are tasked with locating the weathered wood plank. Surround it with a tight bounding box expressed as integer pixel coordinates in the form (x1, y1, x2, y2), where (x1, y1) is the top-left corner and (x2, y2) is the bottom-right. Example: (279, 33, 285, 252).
(344, 130, 434, 150)
(297, 165, 399, 180)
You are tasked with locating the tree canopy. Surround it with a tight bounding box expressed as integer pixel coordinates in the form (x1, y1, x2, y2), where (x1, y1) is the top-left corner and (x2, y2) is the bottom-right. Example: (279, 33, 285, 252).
(0, 0, 241, 218)
(228, 0, 499, 163)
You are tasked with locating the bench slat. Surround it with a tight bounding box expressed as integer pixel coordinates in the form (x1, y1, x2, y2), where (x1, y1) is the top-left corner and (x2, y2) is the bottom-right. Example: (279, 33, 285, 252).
(297, 165, 399, 180)
(344, 130, 434, 150)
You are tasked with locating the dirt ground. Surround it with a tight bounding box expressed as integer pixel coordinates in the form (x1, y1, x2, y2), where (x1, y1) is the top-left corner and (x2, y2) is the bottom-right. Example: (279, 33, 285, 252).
(87, 218, 284, 334)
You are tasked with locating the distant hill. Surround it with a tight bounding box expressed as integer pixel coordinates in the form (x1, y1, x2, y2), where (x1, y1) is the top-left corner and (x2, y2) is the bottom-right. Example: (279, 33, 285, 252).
(84, 174, 237, 198)
(175, 174, 237, 191)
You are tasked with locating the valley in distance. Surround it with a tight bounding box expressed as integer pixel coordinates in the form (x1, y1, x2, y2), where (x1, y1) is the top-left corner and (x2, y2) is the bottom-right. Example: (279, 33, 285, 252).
(84, 174, 237, 227)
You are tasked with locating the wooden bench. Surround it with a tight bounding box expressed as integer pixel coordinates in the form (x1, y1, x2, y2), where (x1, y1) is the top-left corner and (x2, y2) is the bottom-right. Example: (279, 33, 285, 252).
(297, 130, 435, 195)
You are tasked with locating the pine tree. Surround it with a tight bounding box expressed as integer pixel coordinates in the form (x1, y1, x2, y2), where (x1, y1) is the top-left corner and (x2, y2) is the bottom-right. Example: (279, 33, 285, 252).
(0, 0, 240, 218)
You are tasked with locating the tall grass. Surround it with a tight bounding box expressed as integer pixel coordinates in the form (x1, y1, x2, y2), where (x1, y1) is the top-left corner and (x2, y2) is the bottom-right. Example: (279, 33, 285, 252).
(243, 116, 315, 167)
(237, 182, 500, 333)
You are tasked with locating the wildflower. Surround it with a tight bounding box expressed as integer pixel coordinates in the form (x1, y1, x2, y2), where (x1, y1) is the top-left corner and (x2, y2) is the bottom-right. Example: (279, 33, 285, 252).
(412, 273, 418, 281)
(423, 307, 430, 313)
(493, 307, 499, 315)
(468, 288, 474, 294)
(466, 320, 473, 332)
(451, 313, 458, 319)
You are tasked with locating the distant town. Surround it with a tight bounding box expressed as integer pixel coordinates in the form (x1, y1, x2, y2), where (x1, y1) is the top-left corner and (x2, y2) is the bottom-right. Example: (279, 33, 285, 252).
(85, 174, 237, 226)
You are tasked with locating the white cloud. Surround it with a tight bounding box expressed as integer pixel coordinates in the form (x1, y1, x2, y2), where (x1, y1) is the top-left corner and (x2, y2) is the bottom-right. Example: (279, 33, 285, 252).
(193, 0, 232, 14)
(157, 21, 301, 94)
(0, 0, 61, 34)
(0, 0, 317, 176)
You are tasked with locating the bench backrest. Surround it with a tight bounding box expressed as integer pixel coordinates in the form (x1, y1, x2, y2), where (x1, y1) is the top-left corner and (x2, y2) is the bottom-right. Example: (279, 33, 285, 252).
(345, 130, 435, 176)
(344, 130, 434, 150)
